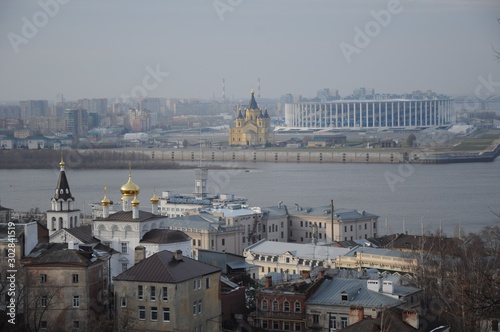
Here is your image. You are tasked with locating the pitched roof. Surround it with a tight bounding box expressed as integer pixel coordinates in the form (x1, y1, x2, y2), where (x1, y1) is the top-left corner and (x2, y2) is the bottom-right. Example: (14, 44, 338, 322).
(24, 242, 99, 267)
(95, 210, 164, 223)
(245, 240, 351, 260)
(248, 91, 259, 110)
(114, 250, 220, 283)
(65, 225, 95, 243)
(54, 169, 73, 201)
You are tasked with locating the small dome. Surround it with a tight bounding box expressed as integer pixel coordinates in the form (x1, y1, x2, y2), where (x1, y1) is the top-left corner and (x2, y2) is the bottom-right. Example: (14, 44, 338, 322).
(141, 229, 191, 244)
(131, 195, 140, 207)
(150, 192, 159, 204)
(101, 186, 111, 206)
(121, 174, 140, 196)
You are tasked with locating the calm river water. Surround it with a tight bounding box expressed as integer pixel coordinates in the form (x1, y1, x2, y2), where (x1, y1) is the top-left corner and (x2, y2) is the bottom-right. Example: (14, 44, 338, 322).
(1, 159, 499, 236)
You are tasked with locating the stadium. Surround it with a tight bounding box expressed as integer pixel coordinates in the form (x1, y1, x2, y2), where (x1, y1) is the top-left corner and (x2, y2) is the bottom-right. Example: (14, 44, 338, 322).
(284, 99, 452, 129)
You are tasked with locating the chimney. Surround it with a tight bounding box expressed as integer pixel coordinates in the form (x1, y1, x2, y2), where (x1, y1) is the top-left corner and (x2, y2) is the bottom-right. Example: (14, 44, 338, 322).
(367, 279, 381, 292)
(265, 275, 272, 287)
(301, 270, 310, 280)
(382, 280, 393, 294)
(173, 249, 183, 261)
(134, 246, 146, 264)
(349, 306, 364, 324)
(402, 309, 419, 329)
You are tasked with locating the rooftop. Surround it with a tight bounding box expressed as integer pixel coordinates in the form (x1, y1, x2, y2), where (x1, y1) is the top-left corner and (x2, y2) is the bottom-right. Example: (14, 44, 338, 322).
(140, 229, 191, 244)
(114, 250, 220, 283)
(245, 240, 351, 260)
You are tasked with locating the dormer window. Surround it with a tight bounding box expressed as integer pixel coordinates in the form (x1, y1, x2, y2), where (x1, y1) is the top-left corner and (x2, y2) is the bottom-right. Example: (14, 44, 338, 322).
(341, 292, 348, 301)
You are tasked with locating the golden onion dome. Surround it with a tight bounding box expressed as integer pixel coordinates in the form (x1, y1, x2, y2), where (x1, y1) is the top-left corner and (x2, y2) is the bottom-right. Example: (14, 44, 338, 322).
(150, 191, 159, 204)
(131, 195, 140, 207)
(59, 154, 65, 168)
(120, 174, 140, 196)
(101, 186, 111, 206)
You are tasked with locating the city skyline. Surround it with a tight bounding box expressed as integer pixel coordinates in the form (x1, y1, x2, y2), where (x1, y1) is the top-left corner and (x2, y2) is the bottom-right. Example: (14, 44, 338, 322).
(1, 0, 500, 101)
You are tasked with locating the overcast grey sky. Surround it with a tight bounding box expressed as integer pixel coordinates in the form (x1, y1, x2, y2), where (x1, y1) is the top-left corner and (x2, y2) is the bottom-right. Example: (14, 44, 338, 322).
(1, 0, 500, 101)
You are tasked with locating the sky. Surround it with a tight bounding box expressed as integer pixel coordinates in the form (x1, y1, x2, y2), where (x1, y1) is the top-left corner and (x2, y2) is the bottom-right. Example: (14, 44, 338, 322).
(1, 0, 500, 102)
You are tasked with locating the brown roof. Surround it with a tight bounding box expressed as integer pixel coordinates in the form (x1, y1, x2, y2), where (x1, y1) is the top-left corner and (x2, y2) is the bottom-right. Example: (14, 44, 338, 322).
(342, 308, 418, 332)
(24, 242, 100, 267)
(114, 250, 220, 283)
(370, 233, 462, 253)
(65, 225, 96, 244)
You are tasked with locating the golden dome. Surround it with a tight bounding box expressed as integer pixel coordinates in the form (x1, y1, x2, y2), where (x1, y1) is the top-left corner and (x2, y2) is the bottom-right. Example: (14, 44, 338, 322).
(131, 195, 140, 207)
(59, 153, 65, 168)
(150, 191, 159, 204)
(120, 173, 140, 197)
(101, 186, 111, 206)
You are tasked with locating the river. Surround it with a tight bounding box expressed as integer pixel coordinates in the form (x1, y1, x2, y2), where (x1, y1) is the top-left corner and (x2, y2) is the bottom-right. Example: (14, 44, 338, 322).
(1, 159, 499, 236)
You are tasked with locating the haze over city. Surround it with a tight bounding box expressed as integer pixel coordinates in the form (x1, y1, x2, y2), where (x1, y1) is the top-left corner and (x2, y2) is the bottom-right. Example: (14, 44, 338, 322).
(1, 0, 500, 101)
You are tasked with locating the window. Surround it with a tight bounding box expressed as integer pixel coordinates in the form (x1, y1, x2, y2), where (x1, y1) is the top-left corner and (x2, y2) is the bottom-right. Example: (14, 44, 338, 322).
(364, 223, 367, 229)
(72, 274, 79, 283)
(294, 302, 301, 313)
(193, 279, 201, 290)
(283, 321, 290, 330)
(283, 301, 290, 312)
(138, 306, 145, 320)
(341, 293, 348, 301)
(300, 221, 303, 227)
(193, 301, 197, 315)
(73, 295, 80, 308)
(73, 321, 79, 329)
(295, 322, 301, 331)
(313, 314, 320, 324)
(150, 286, 156, 301)
(350, 225, 353, 231)
(198, 299, 202, 314)
(162, 287, 168, 301)
(40, 321, 47, 329)
(103, 241, 111, 248)
(205, 277, 210, 289)
(341, 317, 348, 328)
(150, 307, 158, 321)
(40, 295, 47, 307)
(121, 263, 128, 272)
(319, 222, 322, 228)
(138, 285, 144, 300)
(192, 239, 196, 246)
(121, 242, 127, 254)
(262, 320, 268, 329)
(120, 297, 127, 307)
(163, 307, 170, 322)
(40, 274, 47, 283)
(221, 238, 225, 246)
(273, 321, 279, 330)
(272, 300, 279, 312)
(261, 300, 268, 311)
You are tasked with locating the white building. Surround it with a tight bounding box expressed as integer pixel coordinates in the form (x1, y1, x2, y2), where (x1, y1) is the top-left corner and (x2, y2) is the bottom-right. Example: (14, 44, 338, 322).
(284, 99, 452, 129)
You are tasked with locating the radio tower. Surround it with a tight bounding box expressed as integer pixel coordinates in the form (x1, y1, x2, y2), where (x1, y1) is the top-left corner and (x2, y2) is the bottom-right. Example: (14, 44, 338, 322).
(257, 77, 261, 101)
(222, 78, 226, 102)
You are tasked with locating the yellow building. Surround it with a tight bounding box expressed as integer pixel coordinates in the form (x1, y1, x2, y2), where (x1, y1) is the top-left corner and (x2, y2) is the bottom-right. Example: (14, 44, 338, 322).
(229, 90, 274, 146)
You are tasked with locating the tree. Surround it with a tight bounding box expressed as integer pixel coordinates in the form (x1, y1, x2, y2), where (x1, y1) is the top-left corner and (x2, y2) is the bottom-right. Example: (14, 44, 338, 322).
(406, 133, 416, 147)
(182, 139, 189, 148)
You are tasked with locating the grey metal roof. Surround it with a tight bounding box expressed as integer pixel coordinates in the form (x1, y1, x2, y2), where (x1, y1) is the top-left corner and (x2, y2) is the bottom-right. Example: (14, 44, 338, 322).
(114, 250, 220, 283)
(245, 240, 351, 260)
(227, 261, 258, 270)
(65, 225, 95, 244)
(289, 206, 378, 220)
(306, 278, 404, 308)
(53, 168, 73, 201)
(161, 214, 221, 231)
(24, 242, 99, 267)
(140, 229, 191, 244)
(95, 210, 165, 223)
(344, 247, 416, 259)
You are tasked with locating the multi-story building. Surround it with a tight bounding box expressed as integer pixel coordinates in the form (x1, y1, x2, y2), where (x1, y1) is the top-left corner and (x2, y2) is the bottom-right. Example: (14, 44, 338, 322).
(284, 99, 452, 129)
(78, 98, 108, 115)
(305, 277, 421, 331)
(288, 205, 379, 243)
(64, 109, 88, 136)
(47, 156, 81, 238)
(22, 242, 110, 332)
(243, 240, 351, 280)
(229, 90, 274, 146)
(249, 272, 325, 331)
(20, 100, 49, 121)
(114, 249, 222, 332)
(335, 247, 417, 274)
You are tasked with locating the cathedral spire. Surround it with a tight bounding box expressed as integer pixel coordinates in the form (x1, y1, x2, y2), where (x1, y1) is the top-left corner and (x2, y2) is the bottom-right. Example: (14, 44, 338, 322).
(249, 89, 259, 110)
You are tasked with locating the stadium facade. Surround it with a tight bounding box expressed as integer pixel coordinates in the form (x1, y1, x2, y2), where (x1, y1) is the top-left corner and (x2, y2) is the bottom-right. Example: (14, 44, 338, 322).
(284, 99, 452, 129)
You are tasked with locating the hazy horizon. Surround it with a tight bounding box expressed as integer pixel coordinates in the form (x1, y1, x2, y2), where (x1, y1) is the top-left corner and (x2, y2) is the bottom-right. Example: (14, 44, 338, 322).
(1, 0, 500, 101)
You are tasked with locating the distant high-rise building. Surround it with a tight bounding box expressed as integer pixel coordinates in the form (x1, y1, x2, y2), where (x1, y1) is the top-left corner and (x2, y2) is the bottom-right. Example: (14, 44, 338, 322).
(64, 109, 88, 136)
(78, 98, 108, 114)
(20, 100, 49, 120)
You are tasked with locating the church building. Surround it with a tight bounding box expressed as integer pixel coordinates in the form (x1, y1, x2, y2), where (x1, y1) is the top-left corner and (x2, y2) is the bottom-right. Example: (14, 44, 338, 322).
(229, 90, 274, 146)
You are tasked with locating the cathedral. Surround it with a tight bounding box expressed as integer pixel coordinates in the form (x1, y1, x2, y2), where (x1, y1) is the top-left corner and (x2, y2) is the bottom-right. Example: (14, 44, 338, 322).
(229, 90, 274, 146)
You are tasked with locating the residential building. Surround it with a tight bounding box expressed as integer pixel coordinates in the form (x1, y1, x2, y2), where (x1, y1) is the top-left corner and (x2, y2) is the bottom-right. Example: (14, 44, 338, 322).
(22, 242, 110, 332)
(288, 205, 379, 243)
(114, 249, 222, 332)
(20, 100, 49, 121)
(229, 90, 274, 146)
(65, 108, 88, 136)
(249, 272, 325, 331)
(220, 276, 247, 330)
(305, 277, 421, 331)
(243, 240, 351, 280)
(335, 247, 417, 274)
